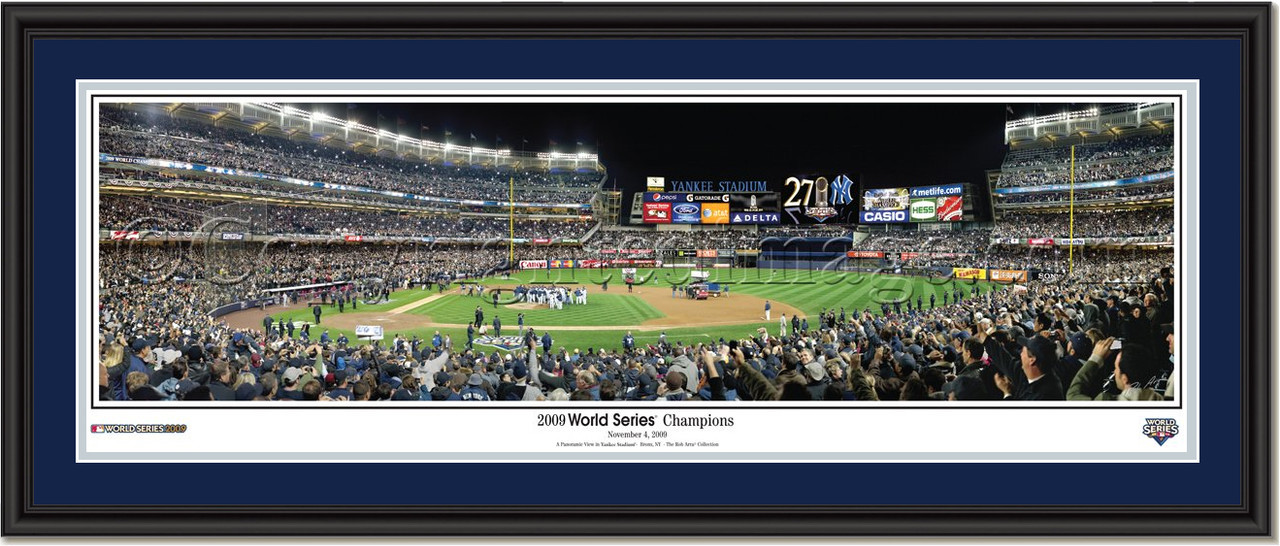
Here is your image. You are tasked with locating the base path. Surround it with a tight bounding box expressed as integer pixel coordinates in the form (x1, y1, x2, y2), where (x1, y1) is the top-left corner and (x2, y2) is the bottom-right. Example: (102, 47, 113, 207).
(221, 285, 803, 334)
(387, 292, 448, 314)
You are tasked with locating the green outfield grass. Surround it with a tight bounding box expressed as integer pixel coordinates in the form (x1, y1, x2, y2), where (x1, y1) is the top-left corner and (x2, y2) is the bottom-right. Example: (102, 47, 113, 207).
(479, 268, 1001, 317)
(407, 292, 665, 326)
(255, 268, 1006, 353)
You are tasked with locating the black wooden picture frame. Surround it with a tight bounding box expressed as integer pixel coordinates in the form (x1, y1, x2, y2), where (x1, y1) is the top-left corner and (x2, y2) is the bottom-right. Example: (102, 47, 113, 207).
(2, 2, 1271, 536)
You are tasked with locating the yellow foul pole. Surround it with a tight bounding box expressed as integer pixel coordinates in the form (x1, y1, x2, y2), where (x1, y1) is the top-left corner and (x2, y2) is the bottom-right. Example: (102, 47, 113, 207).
(1069, 145, 1074, 275)
(508, 176, 515, 264)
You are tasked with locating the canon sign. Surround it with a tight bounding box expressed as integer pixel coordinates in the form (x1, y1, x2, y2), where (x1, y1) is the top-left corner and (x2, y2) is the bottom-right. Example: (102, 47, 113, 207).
(860, 210, 907, 223)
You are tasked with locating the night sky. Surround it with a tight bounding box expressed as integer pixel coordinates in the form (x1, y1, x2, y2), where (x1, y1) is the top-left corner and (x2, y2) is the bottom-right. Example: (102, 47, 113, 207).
(286, 102, 1075, 202)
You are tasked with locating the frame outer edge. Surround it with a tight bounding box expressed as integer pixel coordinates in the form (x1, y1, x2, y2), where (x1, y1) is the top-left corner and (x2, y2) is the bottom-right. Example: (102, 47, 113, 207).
(1, 1, 1273, 537)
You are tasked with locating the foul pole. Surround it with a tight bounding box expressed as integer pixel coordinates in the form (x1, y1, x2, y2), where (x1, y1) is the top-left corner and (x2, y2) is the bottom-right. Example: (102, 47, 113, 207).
(508, 176, 515, 264)
(1069, 145, 1075, 275)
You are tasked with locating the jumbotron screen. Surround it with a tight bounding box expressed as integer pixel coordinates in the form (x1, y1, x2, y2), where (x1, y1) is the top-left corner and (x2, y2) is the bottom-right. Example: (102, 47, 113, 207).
(860, 184, 964, 223)
(641, 174, 857, 225)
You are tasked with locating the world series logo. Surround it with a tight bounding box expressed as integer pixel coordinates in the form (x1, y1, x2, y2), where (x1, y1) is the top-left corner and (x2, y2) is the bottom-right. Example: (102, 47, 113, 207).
(1142, 418, 1179, 446)
(474, 335, 525, 351)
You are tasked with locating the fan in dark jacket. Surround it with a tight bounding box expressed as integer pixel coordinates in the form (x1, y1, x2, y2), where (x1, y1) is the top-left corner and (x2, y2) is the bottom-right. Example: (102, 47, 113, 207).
(985, 329, 1065, 401)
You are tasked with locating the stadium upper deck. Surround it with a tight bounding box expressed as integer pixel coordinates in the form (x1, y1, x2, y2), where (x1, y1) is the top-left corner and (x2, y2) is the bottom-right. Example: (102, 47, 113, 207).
(98, 105, 605, 208)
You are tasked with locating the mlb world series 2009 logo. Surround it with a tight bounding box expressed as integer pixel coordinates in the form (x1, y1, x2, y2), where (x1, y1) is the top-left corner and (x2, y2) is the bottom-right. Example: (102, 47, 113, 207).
(1142, 418, 1179, 446)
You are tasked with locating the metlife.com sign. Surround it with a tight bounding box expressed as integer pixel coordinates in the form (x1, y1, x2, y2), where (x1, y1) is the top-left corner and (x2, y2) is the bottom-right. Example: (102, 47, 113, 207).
(908, 184, 963, 198)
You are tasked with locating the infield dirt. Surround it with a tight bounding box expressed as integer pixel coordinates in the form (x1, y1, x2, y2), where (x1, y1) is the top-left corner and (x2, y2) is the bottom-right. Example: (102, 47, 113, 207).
(223, 284, 801, 333)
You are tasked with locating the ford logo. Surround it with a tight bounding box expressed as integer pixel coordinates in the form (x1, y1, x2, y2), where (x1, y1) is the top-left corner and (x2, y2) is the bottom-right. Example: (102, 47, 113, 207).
(673, 204, 699, 215)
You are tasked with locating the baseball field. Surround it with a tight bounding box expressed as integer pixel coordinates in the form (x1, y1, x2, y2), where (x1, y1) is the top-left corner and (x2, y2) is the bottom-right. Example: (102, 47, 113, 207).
(223, 268, 1004, 352)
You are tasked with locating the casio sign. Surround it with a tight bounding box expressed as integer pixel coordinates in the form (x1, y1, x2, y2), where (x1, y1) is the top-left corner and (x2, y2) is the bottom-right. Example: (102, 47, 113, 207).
(861, 210, 907, 223)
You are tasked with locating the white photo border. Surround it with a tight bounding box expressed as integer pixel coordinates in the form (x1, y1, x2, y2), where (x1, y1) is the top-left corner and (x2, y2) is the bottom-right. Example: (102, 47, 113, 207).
(77, 80, 1197, 463)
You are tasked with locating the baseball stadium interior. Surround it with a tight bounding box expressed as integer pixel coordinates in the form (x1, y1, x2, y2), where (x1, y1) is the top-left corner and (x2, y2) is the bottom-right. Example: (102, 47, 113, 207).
(97, 101, 1176, 403)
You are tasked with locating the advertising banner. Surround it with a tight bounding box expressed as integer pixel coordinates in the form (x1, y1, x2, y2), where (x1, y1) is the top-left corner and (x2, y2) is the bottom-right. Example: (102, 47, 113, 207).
(909, 184, 964, 198)
(700, 203, 730, 224)
(646, 176, 665, 190)
(991, 169, 1173, 195)
(1028, 238, 1056, 246)
(727, 192, 781, 224)
(671, 202, 702, 224)
(862, 187, 910, 211)
(643, 192, 731, 204)
(696, 249, 718, 258)
(860, 209, 908, 223)
(519, 260, 548, 269)
(728, 192, 779, 213)
(110, 231, 140, 240)
(599, 249, 617, 254)
(343, 235, 363, 242)
(936, 196, 963, 221)
(730, 211, 781, 224)
(642, 202, 671, 224)
(909, 199, 938, 222)
(900, 252, 919, 260)
(847, 250, 885, 258)
(219, 232, 246, 241)
(620, 249, 654, 255)
(989, 269, 1029, 283)
(953, 267, 988, 280)
(532, 238, 552, 245)
(561, 238, 580, 244)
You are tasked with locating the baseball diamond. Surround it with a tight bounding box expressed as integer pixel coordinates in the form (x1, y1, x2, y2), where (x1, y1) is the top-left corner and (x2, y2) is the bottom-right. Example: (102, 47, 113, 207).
(97, 100, 1176, 403)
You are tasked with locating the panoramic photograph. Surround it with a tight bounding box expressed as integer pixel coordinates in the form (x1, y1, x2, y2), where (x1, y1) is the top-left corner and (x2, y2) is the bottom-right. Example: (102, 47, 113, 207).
(95, 100, 1176, 404)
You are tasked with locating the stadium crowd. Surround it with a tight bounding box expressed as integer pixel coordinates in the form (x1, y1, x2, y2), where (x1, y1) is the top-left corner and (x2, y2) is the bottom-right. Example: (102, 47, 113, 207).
(100, 195, 593, 239)
(99, 106, 603, 204)
(101, 251, 1175, 403)
(992, 209, 1172, 239)
(995, 133, 1174, 188)
(851, 230, 993, 255)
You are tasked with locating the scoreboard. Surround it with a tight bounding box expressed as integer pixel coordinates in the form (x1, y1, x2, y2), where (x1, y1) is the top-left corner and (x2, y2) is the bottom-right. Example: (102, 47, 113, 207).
(860, 184, 964, 223)
(642, 173, 857, 225)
